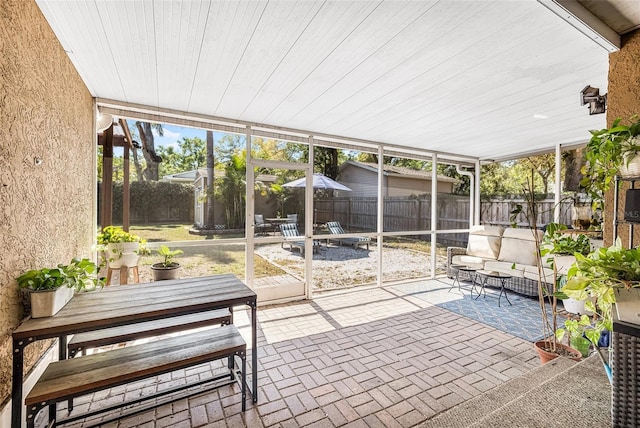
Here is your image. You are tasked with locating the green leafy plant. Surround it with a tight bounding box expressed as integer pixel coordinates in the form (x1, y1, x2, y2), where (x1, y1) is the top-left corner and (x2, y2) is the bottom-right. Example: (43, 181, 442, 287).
(563, 238, 640, 344)
(581, 115, 640, 202)
(96, 226, 150, 266)
(17, 258, 103, 292)
(156, 245, 183, 268)
(555, 314, 594, 358)
(540, 223, 591, 266)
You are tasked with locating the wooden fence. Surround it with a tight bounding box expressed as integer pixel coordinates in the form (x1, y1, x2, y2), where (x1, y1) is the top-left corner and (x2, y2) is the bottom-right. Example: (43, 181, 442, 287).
(315, 195, 577, 247)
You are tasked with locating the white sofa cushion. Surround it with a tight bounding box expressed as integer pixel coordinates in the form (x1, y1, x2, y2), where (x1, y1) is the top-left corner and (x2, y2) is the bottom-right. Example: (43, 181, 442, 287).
(498, 228, 543, 266)
(451, 255, 487, 270)
(466, 225, 503, 260)
(523, 265, 554, 284)
(483, 261, 526, 278)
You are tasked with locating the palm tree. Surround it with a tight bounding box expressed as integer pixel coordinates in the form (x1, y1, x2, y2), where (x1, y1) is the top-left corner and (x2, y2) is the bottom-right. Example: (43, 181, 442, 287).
(215, 154, 246, 229)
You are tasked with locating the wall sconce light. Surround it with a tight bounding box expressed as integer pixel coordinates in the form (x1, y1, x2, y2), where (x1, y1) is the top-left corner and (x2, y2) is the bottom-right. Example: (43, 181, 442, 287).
(96, 110, 114, 132)
(580, 85, 607, 115)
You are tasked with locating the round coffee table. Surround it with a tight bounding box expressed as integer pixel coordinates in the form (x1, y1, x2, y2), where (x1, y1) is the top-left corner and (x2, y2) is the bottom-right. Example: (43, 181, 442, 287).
(475, 270, 512, 307)
(450, 265, 479, 296)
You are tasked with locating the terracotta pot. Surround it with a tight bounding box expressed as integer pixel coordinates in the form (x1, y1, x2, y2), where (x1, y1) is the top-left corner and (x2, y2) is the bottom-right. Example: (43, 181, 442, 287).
(533, 340, 582, 365)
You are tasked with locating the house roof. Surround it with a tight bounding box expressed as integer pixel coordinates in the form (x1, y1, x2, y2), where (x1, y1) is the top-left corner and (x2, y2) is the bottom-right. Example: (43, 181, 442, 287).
(340, 161, 459, 183)
(36, 1, 640, 162)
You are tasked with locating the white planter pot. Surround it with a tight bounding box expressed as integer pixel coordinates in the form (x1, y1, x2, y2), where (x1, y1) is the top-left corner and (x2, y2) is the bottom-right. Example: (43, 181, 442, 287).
(554, 255, 576, 276)
(562, 298, 593, 315)
(106, 242, 140, 268)
(619, 154, 640, 178)
(30, 286, 74, 318)
(615, 288, 640, 324)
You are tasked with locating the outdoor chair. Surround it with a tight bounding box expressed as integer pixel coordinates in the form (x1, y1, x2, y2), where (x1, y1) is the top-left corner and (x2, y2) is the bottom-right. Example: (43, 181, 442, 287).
(286, 214, 298, 225)
(326, 221, 371, 250)
(255, 215, 270, 236)
(279, 223, 319, 255)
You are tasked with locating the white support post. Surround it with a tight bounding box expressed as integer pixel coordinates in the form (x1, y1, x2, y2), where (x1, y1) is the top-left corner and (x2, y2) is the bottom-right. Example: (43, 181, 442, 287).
(245, 126, 255, 289)
(305, 137, 314, 299)
(431, 154, 438, 279)
(555, 144, 562, 223)
(377, 146, 384, 287)
(475, 160, 481, 225)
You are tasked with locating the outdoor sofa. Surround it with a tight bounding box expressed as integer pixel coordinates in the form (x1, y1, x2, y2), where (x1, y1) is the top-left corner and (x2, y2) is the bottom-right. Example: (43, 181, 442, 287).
(446, 225, 552, 297)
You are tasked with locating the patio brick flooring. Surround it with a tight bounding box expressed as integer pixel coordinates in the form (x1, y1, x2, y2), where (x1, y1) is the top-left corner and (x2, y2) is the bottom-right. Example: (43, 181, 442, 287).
(56, 280, 540, 428)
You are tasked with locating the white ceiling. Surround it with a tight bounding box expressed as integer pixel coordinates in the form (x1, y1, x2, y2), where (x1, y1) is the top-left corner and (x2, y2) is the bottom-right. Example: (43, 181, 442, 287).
(36, 0, 623, 162)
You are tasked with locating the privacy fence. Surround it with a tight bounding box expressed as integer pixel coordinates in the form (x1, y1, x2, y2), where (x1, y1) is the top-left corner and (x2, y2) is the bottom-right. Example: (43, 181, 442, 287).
(316, 195, 576, 247)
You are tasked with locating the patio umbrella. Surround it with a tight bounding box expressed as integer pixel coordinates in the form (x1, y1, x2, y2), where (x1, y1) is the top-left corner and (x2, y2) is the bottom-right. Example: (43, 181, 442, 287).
(282, 173, 351, 191)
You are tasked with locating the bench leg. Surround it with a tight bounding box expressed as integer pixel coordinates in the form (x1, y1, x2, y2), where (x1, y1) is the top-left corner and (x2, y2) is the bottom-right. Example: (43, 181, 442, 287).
(240, 350, 247, 412)
(26, 402, 46, 428)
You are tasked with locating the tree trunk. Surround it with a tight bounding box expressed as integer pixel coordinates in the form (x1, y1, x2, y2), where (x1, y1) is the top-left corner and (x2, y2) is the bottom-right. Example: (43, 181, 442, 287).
(136, 121, 161, 181)
(131, 146, 144, 181)
(564, 148, 585, 192)
(206, 130, 215, 228)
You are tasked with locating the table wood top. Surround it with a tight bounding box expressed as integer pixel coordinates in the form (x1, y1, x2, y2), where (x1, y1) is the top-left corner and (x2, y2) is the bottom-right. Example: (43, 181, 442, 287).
(14, 274, 255, 340)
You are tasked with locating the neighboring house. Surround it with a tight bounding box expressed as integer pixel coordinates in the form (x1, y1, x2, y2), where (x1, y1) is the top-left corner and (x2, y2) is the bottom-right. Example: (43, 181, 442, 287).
(161, 170, 199, 183)
(338, 161, 459, 198)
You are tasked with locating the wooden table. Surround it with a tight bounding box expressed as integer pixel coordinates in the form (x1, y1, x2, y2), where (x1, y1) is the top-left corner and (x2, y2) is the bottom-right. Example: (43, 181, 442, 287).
(11, 274, 257, 428)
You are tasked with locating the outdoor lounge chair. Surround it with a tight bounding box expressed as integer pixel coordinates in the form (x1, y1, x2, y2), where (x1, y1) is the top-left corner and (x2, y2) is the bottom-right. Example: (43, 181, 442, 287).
(326, 221, 371, 250)
(279, 223, 319, 255)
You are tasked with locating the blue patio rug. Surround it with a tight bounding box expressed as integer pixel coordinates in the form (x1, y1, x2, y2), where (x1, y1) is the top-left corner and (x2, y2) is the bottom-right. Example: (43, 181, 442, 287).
(389, 278, 565, 342)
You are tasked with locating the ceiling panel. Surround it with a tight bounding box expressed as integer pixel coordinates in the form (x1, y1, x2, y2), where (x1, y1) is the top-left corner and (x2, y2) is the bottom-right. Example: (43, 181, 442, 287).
(36, 0, 627, 161)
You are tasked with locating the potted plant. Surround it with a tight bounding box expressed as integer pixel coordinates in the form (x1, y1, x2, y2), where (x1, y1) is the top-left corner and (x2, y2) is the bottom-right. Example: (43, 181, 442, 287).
(17, 258, 103, 318)
(581, 115, 640, 202)
(564, 239, 640, 330)
(512, 172, 582, 364)
(555, 314, 594, 358)
(96, 226, 149, 268)
(540, 222, 592, 314)
(151, 245, 184, 281)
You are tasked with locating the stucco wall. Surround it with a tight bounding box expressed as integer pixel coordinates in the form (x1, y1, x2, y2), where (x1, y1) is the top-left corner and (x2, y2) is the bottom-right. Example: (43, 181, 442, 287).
(0, 0, 94, 407)
(604, 30, 640, 247)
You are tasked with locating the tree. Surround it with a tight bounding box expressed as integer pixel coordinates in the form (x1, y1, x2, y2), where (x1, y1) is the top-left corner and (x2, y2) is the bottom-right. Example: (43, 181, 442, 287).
(521, 153, 556, 195)
(564, 148, 585, 192)
(215, 153, 246, 229)
(314, 147, 339, 179)
(135, 121, 163, 181)
(206, 131, 215, 228)
(156, 137, 206, 177)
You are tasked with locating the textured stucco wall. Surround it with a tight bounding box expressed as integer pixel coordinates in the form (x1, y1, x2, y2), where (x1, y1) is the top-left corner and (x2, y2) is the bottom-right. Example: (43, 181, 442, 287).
(0, 0, 94, 406)
(604, 30, 640, 247)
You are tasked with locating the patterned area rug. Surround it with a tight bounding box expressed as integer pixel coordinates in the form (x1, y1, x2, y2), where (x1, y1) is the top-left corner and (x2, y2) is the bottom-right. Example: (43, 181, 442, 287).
(389, 278, 565, 342)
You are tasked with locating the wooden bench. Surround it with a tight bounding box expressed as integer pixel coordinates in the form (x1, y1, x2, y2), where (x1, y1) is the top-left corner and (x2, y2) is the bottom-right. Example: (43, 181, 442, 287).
(67, 308, 232, 357)
(26, 325, 246, 428)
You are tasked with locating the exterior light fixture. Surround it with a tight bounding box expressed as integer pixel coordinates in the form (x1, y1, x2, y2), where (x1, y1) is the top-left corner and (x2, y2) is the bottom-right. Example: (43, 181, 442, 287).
(580, 85, 607, 115)
(96, 111, 114, 132)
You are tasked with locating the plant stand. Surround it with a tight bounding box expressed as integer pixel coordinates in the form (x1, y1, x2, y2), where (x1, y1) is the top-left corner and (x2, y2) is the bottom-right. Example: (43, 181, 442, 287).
(612, 315, 640, 427)
(105, 266, 140, 285)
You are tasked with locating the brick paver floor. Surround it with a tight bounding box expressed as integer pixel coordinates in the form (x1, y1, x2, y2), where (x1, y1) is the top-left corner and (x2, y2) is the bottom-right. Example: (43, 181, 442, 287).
(55, 279, 539, 428)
